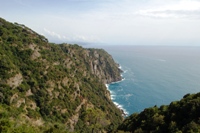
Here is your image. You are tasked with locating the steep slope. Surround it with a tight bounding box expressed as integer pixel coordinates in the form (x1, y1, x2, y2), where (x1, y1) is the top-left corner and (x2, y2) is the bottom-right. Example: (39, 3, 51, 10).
(117, 92, 200, 133)
(0, 18, 123, 132)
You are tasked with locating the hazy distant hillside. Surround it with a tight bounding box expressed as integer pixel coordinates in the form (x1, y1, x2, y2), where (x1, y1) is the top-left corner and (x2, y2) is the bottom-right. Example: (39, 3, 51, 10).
(0, 17, 123, 132)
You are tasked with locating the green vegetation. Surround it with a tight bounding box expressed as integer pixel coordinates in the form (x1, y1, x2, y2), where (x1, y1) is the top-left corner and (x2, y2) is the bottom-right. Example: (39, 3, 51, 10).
(0, 17, 199, 133)
(0, 17, 122, 132)
(117, 92, 200, 133)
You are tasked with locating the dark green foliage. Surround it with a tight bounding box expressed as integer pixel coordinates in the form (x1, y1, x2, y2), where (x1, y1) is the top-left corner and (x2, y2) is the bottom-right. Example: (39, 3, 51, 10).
(0, 17, 122, 132)
(0, 17, 199, 133)
(117, 92, 200, 133)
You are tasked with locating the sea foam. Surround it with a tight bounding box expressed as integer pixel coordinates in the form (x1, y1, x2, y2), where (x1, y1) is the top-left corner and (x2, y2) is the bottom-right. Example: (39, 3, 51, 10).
(105, 77, 128, 116)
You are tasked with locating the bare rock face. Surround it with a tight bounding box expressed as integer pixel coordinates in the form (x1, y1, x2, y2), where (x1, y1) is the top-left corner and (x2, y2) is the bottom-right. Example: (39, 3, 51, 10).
(29, 43, 41, 60)
(67, 99, 87, 132)
(105, 90, 111, 100)
(0, 18, 123, 132)
(20, 114, 44, 126)
(28, 43, 37, 51)
(26, 89, 33, 97)
(62, 77, 69, 87)
(10, 93, 18, 104)
(89, 50, 122, 84)
(6, 73, 23, 89)
(16, 98, 25, 108)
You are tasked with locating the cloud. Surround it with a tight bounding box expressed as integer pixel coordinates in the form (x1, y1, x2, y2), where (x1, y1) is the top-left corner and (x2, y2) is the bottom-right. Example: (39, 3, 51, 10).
(43, 28, 100, 43)
(15, 0, 199, 45)
(135, 0, 200, 19)
(44, 28, 62, 39)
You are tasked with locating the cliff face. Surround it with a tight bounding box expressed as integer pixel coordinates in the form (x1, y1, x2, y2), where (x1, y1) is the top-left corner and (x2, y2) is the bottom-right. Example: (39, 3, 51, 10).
(87, 48, 122, 84)
(0, 18, 122, 132)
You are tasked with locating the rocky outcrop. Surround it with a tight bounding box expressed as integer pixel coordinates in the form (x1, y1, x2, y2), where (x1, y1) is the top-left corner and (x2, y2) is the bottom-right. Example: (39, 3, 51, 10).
(29, 43, 41, 60)
(6, 73, 23, 89)
(67, 99, 87, 132)
(26, 89, 33, 97)
(0, 18, 123, 132)
(20, 114, 44, 126)
(88, 49, 122, 84)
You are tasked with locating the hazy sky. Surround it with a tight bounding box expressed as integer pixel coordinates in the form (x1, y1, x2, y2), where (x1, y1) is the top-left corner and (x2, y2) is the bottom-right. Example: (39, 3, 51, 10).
(1, 0, 200, 45)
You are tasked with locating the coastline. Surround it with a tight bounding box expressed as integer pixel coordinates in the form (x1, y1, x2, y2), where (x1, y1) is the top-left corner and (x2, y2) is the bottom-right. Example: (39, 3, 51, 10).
(105, 65, 128, 117)
(105, 83, 128, 117)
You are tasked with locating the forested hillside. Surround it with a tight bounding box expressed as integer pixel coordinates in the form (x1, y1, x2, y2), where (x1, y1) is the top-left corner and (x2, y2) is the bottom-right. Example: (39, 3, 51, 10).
(0, 17, 123, 132)
(117, 93, 200, 133)
(0, 17, 199, 133)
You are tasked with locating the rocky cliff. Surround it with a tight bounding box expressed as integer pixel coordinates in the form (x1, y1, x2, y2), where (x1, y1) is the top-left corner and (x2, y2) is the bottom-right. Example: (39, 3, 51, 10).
(0, 18, 122, 132)
(1, 17, 199, 133)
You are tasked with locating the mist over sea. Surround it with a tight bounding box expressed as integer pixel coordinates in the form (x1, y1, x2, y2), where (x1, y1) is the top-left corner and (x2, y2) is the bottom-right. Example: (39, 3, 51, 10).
(87, 45, 200, 116)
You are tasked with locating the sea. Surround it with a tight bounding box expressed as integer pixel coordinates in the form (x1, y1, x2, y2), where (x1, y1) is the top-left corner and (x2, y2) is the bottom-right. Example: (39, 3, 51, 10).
(86, 45, 200, 116)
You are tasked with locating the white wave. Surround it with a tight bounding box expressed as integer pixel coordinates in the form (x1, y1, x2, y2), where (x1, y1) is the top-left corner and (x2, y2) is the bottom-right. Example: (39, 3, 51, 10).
(105, 76, 129, 116)
(117, 89, 123, 92)
(113, 102, 121, 108)
(105, 84, 109, 89)
(105, 84, 116, 95)
(118, 64, 128, 74)
(125, 94, 133, 97)
(113, 102, 129, 116)
(110, 78, 125, 85)
(109, 90, 115, 95)
(124, 70, 128, 73)
(111, 95, 116, 100)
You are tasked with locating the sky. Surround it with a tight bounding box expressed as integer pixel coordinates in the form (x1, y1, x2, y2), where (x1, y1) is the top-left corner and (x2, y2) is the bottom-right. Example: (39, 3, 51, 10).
(0, 0, 200, 46)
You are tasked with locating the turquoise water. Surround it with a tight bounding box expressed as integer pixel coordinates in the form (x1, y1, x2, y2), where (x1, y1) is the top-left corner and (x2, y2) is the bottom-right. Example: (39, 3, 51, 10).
(87, 45, 200, 115)
(102, 46, 200, 116)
